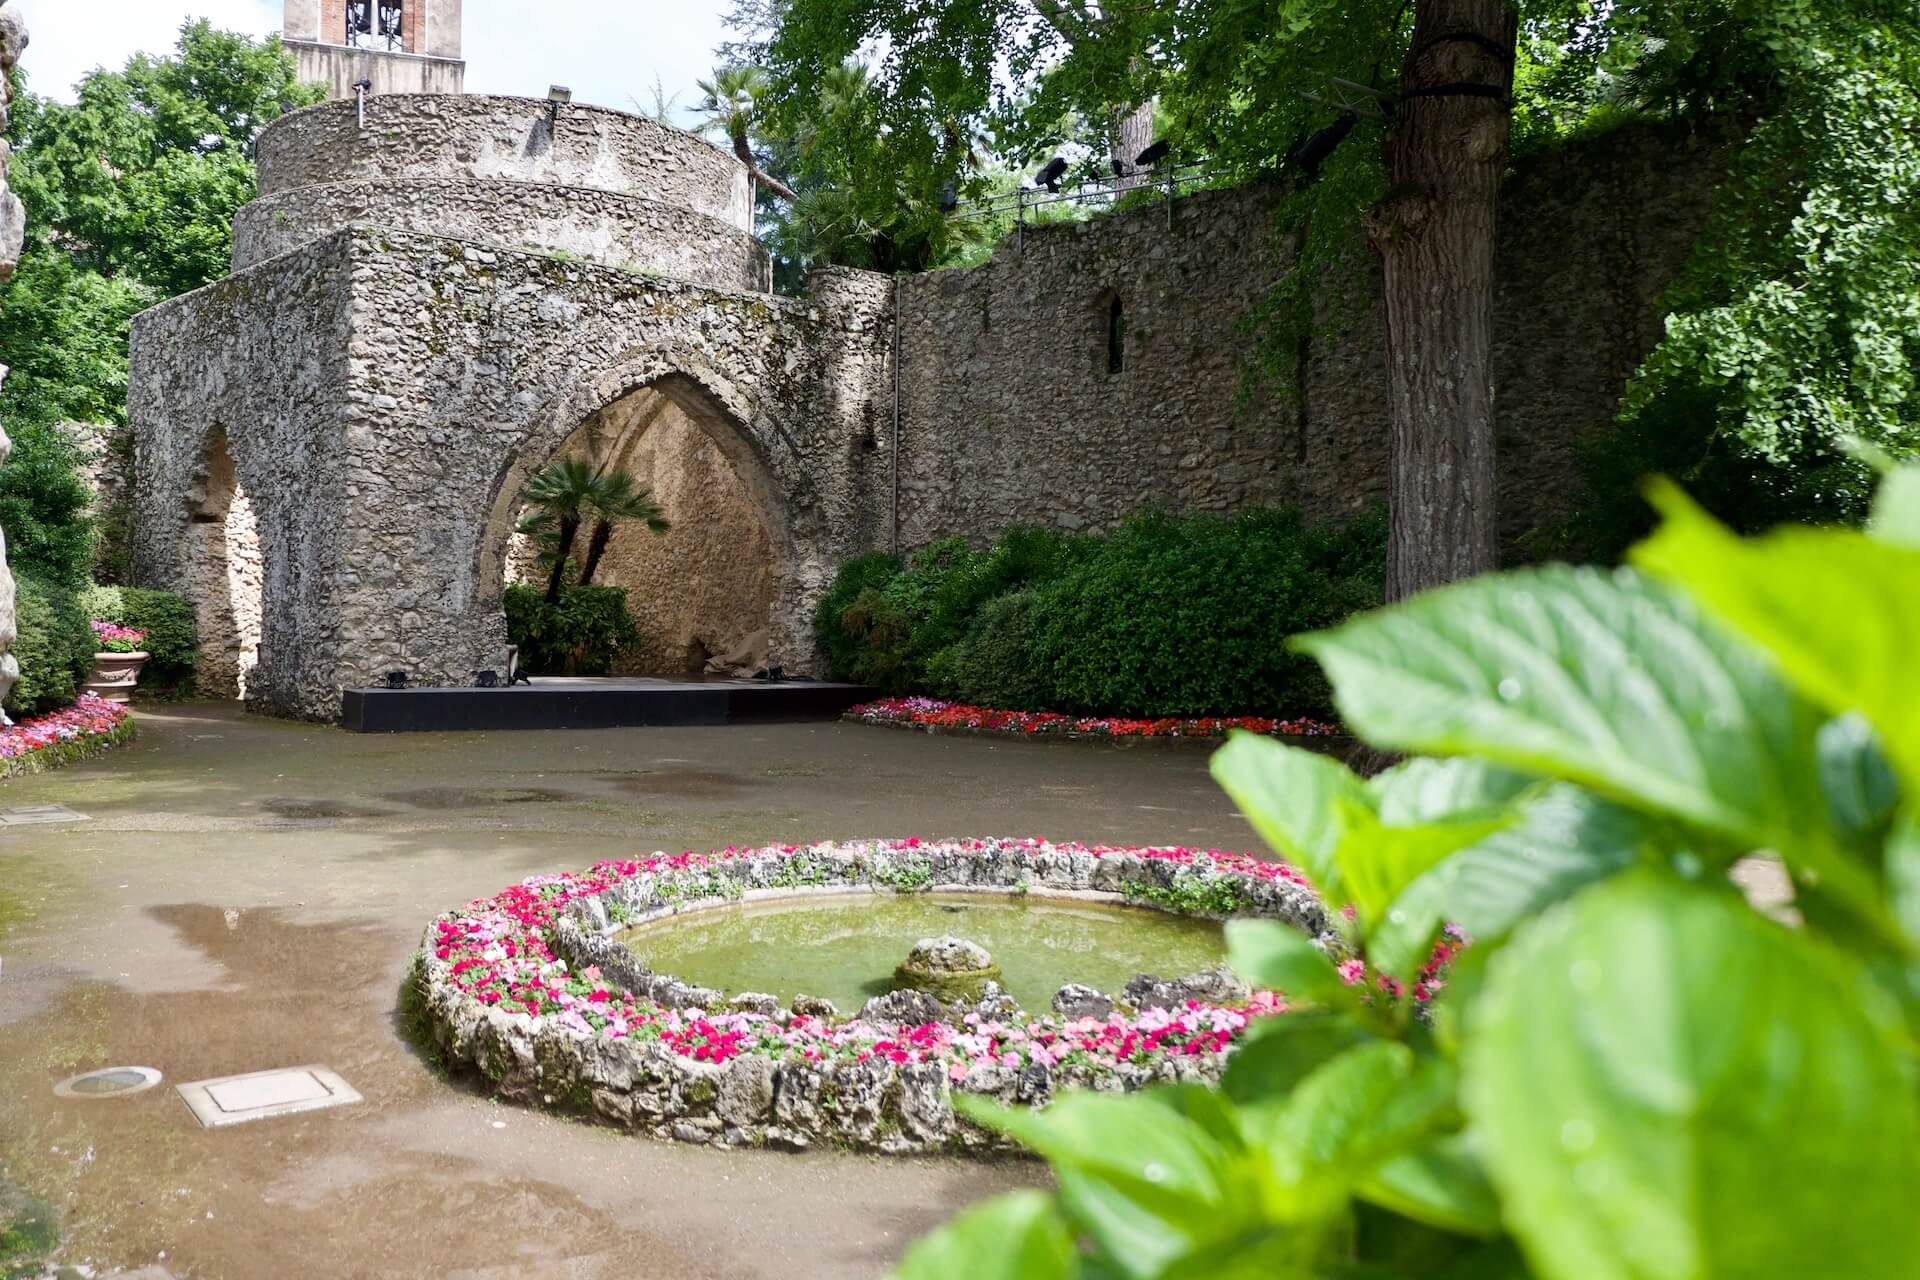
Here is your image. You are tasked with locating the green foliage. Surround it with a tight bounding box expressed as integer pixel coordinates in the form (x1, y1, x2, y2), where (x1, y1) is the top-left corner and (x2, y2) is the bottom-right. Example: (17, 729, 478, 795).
(516, 458, 670, 601)
(80, 585, 198, 693)
(813, 550, 903, 680)
(0, 418, 99, 587)
(1120, 870, 1246, 917)
(7, 576, 95, 717)
(900, 465, 1920, 1279)
(0, 21, 318, 587)
(950, 589, 1047, 709)
(504, 584, 642, 676)
(818, 510, 1383, 713)
(768, 0, 1920, 523)
(1025, 508, 1384, 717)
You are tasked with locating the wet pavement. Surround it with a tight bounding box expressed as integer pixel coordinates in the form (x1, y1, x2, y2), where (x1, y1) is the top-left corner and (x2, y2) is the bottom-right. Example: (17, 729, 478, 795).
(0, 703, 1262, 1278)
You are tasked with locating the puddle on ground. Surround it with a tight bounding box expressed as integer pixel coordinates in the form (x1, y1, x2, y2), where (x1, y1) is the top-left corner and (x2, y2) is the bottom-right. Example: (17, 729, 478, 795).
(597, 770, 751, 799)
(259, 798, 397, 821)
(381, 787, 571, 810)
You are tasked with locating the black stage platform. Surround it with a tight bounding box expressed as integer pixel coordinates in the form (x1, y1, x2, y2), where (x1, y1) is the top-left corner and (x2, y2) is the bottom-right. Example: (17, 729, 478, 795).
(340, 676, 879, 733)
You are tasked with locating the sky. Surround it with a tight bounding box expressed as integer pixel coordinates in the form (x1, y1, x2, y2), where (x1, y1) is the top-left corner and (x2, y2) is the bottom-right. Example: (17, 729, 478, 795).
(8, 0, 735, 128)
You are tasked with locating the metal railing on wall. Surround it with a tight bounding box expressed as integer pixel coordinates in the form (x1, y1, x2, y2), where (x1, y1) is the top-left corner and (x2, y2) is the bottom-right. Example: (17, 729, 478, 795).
(949, 160, 1230, 238)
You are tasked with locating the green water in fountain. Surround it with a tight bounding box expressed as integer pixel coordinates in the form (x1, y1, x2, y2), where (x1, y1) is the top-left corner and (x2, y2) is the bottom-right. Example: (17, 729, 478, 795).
(616, 893, 1230, 1012)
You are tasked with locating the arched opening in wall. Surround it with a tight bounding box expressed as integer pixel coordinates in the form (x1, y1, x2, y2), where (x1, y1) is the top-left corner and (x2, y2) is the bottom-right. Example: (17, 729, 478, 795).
(501, 379, 780, 678)
(180, 425, 263, 700)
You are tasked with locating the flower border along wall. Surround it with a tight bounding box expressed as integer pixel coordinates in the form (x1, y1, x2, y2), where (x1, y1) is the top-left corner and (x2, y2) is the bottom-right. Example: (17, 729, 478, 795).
(413, 838, 1341, 1154)
(1, 696, 135, 779)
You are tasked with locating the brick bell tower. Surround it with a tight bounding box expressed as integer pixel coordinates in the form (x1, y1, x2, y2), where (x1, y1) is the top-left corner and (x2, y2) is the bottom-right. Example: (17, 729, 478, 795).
(282, 0, 465, 100)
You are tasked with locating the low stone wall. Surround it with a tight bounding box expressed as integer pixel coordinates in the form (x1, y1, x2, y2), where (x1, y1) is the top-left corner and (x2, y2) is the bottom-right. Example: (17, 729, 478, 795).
(233, 179, 770, 291)
(254, 95, 753, 232)
(415, 838, 1334, 1155)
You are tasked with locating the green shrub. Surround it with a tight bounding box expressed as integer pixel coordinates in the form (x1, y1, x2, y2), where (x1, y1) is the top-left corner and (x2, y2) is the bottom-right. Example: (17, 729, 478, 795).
(505, 584, 642, 675)
(1024, 507, 1385, 717)
(813, 551, 902, 680)
(8, 575, 95, 716)
(815, 509, 1386, 713)
(950, 590, 1050, 709)
(817, 527, 1090, 692)
(80, 584, 198, 692)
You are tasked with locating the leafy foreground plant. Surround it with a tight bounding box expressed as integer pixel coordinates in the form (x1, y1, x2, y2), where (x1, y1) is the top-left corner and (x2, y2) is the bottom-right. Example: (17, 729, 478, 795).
(897, 469, 1920, 1280)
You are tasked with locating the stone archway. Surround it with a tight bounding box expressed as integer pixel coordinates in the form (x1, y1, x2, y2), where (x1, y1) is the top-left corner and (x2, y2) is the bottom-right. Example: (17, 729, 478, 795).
(483, 368, 795, 676)
(180, 425, 263, 699)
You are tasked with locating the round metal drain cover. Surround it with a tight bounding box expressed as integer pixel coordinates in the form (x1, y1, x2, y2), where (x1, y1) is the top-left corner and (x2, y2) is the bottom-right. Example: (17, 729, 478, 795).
(54, 1066, 162, 1098)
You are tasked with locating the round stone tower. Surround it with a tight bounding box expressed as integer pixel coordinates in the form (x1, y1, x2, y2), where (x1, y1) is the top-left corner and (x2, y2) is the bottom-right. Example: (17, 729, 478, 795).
(234, 94, 770, 292)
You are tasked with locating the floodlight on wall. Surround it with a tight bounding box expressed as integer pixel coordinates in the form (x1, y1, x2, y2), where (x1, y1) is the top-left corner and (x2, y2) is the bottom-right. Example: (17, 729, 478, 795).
(548, 85, 572, 131)
(353, 79, 373, 130)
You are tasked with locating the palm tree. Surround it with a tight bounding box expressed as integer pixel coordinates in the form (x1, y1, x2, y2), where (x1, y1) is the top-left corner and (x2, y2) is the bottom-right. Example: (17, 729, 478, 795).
(695, 65, 799, 202)
(577, 471, 670, 588)
(516, 459, 670, 603)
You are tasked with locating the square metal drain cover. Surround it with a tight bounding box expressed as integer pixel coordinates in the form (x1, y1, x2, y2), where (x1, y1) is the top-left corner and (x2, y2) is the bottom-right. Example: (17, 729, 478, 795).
(0, 804, 87, 826)
(176, 1065, 362, 1128)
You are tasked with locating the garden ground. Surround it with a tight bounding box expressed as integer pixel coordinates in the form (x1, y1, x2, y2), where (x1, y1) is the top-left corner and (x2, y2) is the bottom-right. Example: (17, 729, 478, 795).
(0, 704, 1271, 1278)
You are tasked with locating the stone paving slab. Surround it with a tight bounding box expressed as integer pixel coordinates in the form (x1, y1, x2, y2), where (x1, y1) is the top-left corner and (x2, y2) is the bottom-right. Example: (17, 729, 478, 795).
(175, 1066, 362, 1129)
(0, 805, 87, 826)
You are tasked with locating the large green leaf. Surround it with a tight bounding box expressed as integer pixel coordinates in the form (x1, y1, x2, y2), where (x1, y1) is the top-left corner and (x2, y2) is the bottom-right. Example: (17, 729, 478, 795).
(1634, 480, 1920, 795)
(1358, 1133, 1502, 1238)
(1369, 785, 1655, 982)
(1225, 919, 1355, 1010)
(1294, 563, 1878, 926)
(893, 1191, 1079, 1280)
(1888, 809, 1920, 949)
(1463, 870, 1920, 1280)
(1223, 1013, 1374, 1103)
(1211, 733, 1366, 897)
(1240, 1042, 1458, 1221)
(960, 1093, 1250, 1278)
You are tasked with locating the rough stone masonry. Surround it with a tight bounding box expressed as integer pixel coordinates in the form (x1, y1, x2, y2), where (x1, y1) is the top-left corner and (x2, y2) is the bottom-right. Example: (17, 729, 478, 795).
(128, 92, 1720, 721)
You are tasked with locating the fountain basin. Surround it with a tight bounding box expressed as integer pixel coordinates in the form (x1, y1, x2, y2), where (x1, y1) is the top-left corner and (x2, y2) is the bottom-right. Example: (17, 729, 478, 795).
(414, 838, 1337, 1156)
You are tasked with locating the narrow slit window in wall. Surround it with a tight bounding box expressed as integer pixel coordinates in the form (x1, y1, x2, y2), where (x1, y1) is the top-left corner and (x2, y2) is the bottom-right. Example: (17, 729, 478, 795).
(1107, 296, 1127, 374)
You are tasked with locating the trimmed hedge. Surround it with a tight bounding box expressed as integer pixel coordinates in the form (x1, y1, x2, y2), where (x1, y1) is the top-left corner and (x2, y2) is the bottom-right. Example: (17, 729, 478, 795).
(506, 584, 642, 675)
(815, 508, 1386, 717)
(8, 575, 95, 716)
(79, 584, 199, 694)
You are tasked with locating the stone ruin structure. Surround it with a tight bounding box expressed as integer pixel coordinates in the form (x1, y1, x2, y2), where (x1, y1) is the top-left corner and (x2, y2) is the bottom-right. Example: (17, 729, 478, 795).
(130, 92, 893, 718)
(0, 1, 26, 716)
(127, 75, 1720, 721)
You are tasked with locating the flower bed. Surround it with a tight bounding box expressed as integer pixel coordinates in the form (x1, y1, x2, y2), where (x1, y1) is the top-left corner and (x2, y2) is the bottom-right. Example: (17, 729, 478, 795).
(0, 695, 135, 779)
(844, 697, 1343, 745)
(415, 837, 1349, 1154)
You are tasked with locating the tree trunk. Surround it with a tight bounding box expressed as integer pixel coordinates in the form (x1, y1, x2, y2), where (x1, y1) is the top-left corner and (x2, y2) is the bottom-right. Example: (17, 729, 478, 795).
(1367, 0, 1516, 601)
(1111, 100, 1155, 191)
(578, 520, 613, 587)
(543, 515, 579, 603)
(732, 129, 798, 203)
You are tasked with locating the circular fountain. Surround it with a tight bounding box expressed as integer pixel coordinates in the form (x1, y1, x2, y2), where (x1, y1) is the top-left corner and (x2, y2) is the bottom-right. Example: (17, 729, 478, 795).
(413, 838, 1336, 1155)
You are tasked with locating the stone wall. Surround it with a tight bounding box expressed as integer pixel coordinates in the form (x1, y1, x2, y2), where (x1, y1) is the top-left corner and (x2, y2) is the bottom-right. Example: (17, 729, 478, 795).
(894, 122, 1728, 553)
(254, 96, 752, 232)
(129, 240, 360, 718)
(234, 178, 769, 289)
(133, 226, 893, 717)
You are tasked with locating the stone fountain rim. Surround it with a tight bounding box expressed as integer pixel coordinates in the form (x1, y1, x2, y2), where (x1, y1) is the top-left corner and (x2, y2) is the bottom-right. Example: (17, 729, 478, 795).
(412, 837, 1337, 1156)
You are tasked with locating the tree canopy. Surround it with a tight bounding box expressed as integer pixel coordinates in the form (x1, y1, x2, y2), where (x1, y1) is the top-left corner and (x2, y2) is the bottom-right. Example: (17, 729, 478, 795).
(757, 0, 1920, 539)
(0, 20, 320, 584)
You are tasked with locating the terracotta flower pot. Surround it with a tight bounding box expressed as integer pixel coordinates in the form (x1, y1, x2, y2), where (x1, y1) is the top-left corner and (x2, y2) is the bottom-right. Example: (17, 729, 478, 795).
(84, 651, 150, 704)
